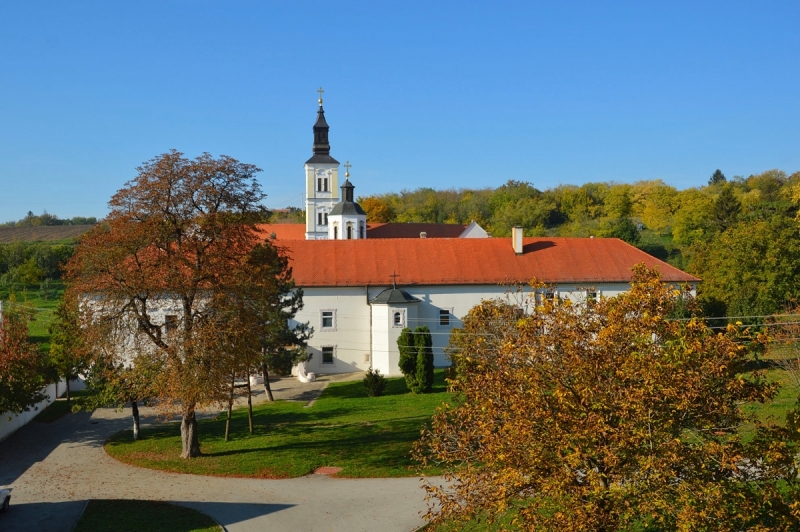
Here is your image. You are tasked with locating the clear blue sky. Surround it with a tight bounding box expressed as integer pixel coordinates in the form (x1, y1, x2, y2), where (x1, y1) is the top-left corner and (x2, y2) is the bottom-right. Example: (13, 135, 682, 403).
(1, 1, 799, 221)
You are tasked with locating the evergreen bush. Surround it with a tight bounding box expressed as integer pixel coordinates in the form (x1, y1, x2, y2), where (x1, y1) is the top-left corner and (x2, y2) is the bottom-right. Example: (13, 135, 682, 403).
(397, 327, 417, 391)
(414, 326, 434, 393)
(362, 368, 388, 397)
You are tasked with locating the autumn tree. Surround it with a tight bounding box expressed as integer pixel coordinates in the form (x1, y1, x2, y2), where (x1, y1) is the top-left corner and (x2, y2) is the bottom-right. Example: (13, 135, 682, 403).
(416, 266, 800, 531)
(0, 305, 48, 414)
(65, 150, 273, 458)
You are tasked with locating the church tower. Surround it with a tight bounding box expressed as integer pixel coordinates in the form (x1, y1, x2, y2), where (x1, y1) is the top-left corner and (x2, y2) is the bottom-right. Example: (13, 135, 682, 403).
(304, 88, 340, 240)
(328, 162, 367, 240)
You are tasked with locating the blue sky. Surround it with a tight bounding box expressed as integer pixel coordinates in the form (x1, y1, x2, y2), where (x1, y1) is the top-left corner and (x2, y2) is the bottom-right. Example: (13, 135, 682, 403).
(1, 1, 799, 221)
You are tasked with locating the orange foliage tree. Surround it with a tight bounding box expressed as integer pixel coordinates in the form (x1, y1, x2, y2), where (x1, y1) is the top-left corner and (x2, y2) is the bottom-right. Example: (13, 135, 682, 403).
(0, 306, 48, 414)
(65, 150, 281, 458)
(415, 266, 800, 531)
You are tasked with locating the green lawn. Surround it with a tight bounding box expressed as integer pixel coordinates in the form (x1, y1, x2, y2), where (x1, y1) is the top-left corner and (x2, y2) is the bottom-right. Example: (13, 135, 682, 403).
(74, 500, 221, 532)
(105, 371, 449, 478)
(0, 279, 65, 352)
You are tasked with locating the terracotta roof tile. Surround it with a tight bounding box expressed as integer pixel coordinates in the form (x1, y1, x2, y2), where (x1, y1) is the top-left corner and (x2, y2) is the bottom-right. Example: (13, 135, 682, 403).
(276, 237, 699, 287)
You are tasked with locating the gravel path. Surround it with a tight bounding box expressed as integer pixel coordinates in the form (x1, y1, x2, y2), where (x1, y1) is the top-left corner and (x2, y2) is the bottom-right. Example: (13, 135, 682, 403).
(0, 375, 434, 532)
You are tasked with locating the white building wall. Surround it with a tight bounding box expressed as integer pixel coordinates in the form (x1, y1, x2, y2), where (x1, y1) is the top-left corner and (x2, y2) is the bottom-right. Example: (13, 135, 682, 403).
(297, 282, 650, 376)
(0, 378, 71, 442)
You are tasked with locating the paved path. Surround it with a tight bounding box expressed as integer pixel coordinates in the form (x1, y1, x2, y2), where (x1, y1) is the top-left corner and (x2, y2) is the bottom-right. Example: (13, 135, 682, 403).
(0, 375, 435, 531)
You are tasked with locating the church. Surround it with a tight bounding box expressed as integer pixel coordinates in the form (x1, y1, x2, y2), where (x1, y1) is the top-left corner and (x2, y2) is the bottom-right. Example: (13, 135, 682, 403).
(258, 93, 699, 377)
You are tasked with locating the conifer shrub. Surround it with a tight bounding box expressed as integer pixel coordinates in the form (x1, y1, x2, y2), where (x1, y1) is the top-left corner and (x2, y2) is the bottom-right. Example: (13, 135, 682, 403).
(414, 326, 434, 393)
(362, 368, 388, 397)
(397, 327, 417, 391)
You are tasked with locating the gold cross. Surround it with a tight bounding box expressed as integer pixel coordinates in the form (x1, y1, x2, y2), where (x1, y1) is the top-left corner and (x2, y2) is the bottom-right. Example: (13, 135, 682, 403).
(317, 87, 324, 106)
(344, 161, 351, 178)
(389, 271, 399, 288)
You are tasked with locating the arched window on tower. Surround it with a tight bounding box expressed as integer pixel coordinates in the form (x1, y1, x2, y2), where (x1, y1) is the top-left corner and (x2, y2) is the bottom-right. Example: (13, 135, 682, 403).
(346, 224, 353, 240)
(333, 223, 339, 239)
(393, 312, 402, 326)
(359, 221, 365, 239)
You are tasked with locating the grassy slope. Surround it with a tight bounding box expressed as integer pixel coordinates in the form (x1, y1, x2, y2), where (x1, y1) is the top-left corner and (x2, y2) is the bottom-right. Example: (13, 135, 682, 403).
(105, 371, 449, 478)
(74, 500, 221, 532)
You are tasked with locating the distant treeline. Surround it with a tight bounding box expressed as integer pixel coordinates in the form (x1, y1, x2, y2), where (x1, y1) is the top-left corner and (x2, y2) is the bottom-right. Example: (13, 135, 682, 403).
(2, 211, 97, 227)
(0, 241, 75, 284)
(358, 169, 800, 318)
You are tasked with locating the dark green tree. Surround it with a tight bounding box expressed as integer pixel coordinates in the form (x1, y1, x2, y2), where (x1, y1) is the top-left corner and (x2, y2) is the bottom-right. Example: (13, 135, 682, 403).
(708, 169, 727, 186)
(414, 325, 434, 393)
(711, 185, 741, 233)
(397, 327, 417, 391)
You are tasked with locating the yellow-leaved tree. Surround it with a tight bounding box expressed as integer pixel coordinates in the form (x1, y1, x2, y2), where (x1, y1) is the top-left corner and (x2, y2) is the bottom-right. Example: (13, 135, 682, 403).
(415, 265, 800, 531)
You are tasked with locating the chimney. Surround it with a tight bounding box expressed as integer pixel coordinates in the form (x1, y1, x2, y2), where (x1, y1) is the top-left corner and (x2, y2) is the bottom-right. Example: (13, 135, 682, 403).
(420, 232, 427, 238)
(512, 226, 523, 255)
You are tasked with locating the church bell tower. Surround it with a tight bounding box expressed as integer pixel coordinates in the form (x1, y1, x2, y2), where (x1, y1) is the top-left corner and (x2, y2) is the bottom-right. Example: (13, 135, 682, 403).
(304, 88, 340, 240)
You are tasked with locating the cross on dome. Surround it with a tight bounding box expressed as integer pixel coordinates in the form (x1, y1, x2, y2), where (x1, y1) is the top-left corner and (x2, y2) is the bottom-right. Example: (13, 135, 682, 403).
(344, 161, 352, 178)
(389, 271, 399, 288)
(317, 87, 324, 106)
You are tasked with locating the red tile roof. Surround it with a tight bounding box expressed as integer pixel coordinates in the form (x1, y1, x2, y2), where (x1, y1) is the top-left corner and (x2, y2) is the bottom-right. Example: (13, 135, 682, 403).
(276, 237, 699, 287)
(256, 224, 306, 241)
(367, 223, 466, 238)
(256, 223, 467, 241)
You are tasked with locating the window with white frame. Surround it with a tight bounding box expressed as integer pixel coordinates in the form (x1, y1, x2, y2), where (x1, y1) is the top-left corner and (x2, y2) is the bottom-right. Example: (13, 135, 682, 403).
(321, 346, 335, 364)
(586, 289, 598, 303)
(317, 212, 329, 226)
(439, 308, 452, 327)
(320, 309, 336, 331)
(392, 309, 406, 328)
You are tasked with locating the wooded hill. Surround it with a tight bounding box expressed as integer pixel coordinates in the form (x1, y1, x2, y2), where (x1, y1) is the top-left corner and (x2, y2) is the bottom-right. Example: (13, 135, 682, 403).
(357, 169, 800, 319)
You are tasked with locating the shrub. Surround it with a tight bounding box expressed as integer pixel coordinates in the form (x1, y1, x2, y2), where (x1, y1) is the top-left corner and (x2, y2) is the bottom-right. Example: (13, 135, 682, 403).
(397, 327, 417, 391)
(362, 368, 387, 397)
(414, 326, 434, 393)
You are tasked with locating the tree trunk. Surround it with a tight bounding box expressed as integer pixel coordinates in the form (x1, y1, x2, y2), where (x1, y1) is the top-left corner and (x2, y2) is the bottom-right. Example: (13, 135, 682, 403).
(65, 377, 71, 406)
(180, 405, 201, 458)
(131, 400, 140, 441)
(262, 362, 274, 402)
(225, 372, 235, 442)
(246, 375, 254, 435)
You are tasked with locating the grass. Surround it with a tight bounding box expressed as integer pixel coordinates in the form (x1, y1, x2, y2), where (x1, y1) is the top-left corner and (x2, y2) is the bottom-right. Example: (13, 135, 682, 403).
(105, 371, 449, 478)
(0, 279, 65, 352)
(73, 500, 221, 532)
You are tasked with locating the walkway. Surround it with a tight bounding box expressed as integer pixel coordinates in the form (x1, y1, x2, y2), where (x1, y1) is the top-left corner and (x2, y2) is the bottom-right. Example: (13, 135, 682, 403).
(0, 374, 434, 532)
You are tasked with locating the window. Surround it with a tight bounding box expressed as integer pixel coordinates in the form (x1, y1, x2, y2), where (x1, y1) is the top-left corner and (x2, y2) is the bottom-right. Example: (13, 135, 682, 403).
(164, 314, 178, 335)
(317, 177, 322, 191)
(324, 213, 328, 225)
(320, 309, 336, 331)
(317, 212, 328, 226)
(346, 224, 353, 239)
(321, 346, 334, 364)
(333, 225, 338, 239)
(586, 290, 598, 304)
(392, 310, 406, 328)
(359, 221, 365, 239)
(439, 309, 451, 326)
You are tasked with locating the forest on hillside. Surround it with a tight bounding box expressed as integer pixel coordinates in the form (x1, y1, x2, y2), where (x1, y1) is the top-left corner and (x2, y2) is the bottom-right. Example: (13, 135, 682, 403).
(357, 169, 800, 320)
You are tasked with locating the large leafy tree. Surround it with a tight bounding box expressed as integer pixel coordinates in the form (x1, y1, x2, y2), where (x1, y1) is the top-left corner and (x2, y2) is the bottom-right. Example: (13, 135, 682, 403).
(65, 150, 275, 458)
(416, 266, 800, 531)
(0, 305, 48, 414)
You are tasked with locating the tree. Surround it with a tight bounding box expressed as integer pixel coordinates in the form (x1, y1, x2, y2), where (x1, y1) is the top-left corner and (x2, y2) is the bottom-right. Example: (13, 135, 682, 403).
(414, 326, 433, 393)
(415, 266, 800, 530)
(359, 196, 395, 223)
(709, 168, 727, 185)
(48, 296, 90, 405)
(0, 305, 48, 414)
(710, 184, 741, 233)
(65, 150, 270, 458)
(397, 327, 417, 391)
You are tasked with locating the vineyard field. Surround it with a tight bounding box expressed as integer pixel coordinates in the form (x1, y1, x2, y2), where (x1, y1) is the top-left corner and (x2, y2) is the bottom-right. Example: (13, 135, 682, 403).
(0, 225, 94, 243)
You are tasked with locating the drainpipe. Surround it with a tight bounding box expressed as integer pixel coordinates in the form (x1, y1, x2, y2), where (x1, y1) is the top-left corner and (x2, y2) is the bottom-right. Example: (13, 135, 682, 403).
(366, 286, 373, 370)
